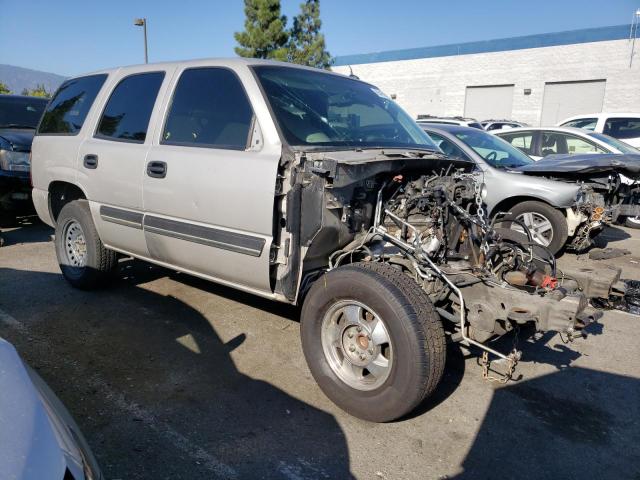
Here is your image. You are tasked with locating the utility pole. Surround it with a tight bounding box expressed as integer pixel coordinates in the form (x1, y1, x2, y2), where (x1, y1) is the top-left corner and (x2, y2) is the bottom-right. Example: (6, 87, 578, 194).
(134, 18, 148, 64)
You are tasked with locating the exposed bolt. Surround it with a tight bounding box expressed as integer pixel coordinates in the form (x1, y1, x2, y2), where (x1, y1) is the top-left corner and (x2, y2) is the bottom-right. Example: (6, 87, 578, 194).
(347, 332, 354, 338)
(368, 349, 374, 355)
(359, 354, 366, 361)
(349, 345, 356, 352)
(356, 326, 362, 332)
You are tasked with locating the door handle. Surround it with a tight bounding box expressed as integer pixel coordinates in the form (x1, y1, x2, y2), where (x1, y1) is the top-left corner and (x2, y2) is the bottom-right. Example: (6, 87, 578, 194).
(147, 161, 167, 179)
(83, 154, 98, 169)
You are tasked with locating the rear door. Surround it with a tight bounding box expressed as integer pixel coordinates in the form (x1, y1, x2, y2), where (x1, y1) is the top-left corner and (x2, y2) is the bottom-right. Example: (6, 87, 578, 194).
(77, 68, 171, 257)
(142, 65, 280, 294)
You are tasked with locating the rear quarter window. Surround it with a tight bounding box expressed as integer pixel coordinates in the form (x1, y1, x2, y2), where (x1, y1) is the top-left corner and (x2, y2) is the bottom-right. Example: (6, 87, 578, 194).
(38, 74, 108, 135)
(603, 118, 640, 140)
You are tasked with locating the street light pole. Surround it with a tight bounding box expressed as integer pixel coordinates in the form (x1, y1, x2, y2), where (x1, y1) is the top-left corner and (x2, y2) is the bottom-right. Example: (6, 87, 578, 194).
(134, 18, 148, 64)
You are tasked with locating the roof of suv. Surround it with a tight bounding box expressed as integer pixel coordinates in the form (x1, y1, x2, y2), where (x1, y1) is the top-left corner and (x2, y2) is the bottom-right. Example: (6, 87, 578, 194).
(76, 57, 357, 81)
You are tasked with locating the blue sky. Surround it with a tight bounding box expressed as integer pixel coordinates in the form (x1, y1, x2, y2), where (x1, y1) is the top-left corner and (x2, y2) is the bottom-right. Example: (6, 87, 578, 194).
(1, 0, 637, 76)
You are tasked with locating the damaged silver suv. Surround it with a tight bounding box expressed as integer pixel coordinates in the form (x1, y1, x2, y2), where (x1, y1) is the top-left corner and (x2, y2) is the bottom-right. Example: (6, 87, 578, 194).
(31, 60, 619, 422)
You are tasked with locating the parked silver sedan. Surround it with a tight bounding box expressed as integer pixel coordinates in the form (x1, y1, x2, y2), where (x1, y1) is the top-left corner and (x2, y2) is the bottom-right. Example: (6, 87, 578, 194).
(420, 124, 601, 253)
(495, 126, 640, 229)
(0, 337, 102, 480)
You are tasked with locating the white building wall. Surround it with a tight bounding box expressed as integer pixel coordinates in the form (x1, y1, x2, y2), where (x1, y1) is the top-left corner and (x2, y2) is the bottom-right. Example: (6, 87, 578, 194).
(333, 39, 640, 126)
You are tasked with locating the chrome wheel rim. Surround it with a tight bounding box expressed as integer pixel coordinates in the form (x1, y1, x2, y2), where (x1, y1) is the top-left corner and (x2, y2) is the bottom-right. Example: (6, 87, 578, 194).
(320, 300, 393, 391)
(63, 219, 88, 267)
(628, 216, 640, 225)
(512, 212, 554, 247)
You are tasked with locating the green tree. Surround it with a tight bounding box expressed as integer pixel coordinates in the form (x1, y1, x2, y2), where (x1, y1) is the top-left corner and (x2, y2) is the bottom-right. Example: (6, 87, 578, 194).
(21, 84, 51, 98)
(234, 0, 289, 61)
(288, 0, 331, 68)
(0, 82, 10, 94)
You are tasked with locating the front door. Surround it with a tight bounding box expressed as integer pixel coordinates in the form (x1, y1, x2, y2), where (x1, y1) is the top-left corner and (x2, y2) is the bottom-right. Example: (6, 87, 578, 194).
(142, 66, 280, 294)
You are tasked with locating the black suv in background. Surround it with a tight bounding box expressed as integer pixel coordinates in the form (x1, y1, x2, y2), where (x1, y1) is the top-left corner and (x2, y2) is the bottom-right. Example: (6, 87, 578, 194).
(0, 94, 48, 214)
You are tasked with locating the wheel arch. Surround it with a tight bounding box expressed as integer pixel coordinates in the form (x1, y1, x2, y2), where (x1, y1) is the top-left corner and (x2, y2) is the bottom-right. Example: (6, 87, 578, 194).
(48, 181, 88, 224)
(490, 195, 566, 220)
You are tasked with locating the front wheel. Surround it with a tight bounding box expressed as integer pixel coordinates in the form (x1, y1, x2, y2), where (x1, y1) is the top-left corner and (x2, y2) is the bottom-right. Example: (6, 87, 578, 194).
(55, 200, 118, 289)
(503, 200, 568, 255)
(300, 262, 445, 422)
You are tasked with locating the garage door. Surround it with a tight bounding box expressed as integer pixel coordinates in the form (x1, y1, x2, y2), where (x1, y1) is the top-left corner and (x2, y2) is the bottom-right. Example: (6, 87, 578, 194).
(464, 85, 514, 120)
(540, 80, 606, 126)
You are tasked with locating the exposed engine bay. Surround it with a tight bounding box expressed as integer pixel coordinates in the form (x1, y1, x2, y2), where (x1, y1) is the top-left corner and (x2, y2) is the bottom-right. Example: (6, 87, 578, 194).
(276, 150, 616, 382)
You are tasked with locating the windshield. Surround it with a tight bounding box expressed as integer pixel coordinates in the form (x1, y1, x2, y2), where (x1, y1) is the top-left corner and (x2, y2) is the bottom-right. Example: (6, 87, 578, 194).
(454, 129, 535, 168)
(253, 66, 437, 151)
(587, 132, 640, 155)
(0, 96, 48, 129)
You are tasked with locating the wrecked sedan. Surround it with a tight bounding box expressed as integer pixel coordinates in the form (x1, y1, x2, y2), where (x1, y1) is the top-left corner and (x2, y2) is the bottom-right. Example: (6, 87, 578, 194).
(420, 124, 601, 253)
(31, 60, 615, 422)
(516, 153, 640, 233)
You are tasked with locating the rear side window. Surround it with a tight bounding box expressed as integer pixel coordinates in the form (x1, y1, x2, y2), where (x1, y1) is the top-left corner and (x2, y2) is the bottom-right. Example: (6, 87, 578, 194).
(162, 68, 253, 149)
(96, 72, 165, 143)
(603, 117, 640, 140)
(500, 132, 534, 155)
(561, 118, 597, 130)
(38, 74, 107, 135)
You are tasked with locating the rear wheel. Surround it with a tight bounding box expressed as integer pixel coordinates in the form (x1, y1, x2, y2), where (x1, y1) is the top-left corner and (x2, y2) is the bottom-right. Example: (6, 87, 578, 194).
(503, 200, 568, 255)
(300, 262, 445, 422)
(55, 200, 117, 289)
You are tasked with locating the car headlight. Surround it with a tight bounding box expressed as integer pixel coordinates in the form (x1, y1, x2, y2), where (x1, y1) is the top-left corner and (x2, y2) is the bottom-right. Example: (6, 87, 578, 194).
(0, 149, 30, 173)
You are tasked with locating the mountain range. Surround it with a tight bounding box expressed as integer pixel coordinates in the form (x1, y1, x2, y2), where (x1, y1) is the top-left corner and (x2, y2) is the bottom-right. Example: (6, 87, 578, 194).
(0, 64, 66, 95)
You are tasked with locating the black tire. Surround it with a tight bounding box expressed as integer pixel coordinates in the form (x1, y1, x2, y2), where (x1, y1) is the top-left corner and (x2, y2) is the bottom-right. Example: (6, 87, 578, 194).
(624, 216, 640, 229)
(502, 200, 568, 255)
(300, 262, 445, 422)
(55, 199, 117, 289)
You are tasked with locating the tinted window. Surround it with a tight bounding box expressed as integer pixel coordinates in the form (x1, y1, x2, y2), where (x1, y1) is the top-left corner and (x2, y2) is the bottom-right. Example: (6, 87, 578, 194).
(254, 66, 437, 150)
(163, 68, 253, 149)
(540, 132, 606, 156)
(38, 74, 107, 134)
(499, 132, 534, 155)
(468, 122, 483, 130)
(603, 117, 640, 140)
(561, 118, 598, 130)
(96, 72, 164, 143)
(0, 96, 48, 129)
(454, 129, 534, 169)
(427, 132, 471, 161)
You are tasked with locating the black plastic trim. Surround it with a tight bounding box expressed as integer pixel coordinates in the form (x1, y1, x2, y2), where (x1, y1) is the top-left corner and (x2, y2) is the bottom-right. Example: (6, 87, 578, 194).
(99, 206, 143, 229)
(143, 215, 265, 257)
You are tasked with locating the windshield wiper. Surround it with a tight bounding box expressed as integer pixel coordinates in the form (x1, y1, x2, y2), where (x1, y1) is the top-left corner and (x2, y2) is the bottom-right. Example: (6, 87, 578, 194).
(0, 124, 37, 129)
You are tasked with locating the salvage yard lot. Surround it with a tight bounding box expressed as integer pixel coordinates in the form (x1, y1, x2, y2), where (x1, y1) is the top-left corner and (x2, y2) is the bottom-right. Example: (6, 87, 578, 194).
(1, 218, 639, 480)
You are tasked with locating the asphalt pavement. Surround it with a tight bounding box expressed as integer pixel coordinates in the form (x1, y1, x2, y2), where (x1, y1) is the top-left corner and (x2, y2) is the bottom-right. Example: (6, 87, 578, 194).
(1, 217, 639, 480)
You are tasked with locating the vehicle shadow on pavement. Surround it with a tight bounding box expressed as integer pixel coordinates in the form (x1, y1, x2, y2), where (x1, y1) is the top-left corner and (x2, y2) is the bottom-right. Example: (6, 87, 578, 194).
(449, 367, 640, 480)
(0, 266, 354, 480)
(0, 215, 53, 246)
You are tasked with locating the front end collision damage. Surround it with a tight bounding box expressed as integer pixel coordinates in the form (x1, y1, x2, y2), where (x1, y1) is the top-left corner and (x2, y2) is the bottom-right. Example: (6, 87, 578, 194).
(273, 149, 616, 382)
